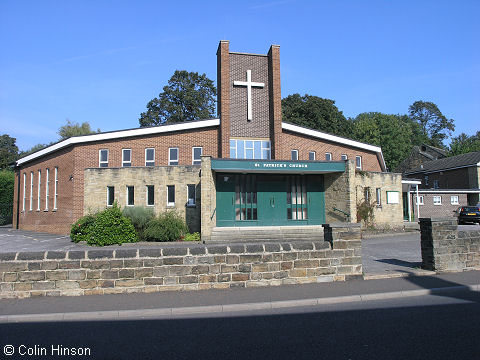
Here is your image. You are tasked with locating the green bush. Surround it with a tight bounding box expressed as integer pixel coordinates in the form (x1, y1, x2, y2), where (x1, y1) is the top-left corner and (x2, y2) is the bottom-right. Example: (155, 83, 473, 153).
(122, 206, 155, 240)
(143, 211, 188, 242)
(184, 232, 201, 242)
(0, 170, 14, 225)
(70, 214, 96, 243)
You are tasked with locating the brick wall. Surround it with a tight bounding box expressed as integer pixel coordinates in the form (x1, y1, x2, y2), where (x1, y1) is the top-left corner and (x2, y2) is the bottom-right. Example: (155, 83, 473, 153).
(411, 193, 468, 221)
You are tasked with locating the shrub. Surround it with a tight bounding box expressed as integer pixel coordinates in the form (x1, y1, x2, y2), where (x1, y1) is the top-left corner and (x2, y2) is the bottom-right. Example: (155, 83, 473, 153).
(143, 211, 188, 242)
(70, 214, 96, 243)
(0, 170, 14, 225)
(184, 232, 201, 242)
(122, 206, 155, 240)
(88, 205, 138, 246)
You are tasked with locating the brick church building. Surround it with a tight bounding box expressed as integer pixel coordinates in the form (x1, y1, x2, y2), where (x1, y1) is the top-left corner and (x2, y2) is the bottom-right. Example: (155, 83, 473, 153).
(12, 41, 404, 240)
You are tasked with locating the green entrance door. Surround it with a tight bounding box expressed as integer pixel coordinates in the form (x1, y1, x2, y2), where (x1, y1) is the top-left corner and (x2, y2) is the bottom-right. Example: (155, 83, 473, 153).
(257, 181, 287, 225)
(402, 192, 409, 221)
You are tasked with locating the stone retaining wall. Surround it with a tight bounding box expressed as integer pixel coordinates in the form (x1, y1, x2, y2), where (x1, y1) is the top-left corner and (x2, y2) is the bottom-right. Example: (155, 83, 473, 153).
(419, 218, 480, 271)
(0, 224, 361, 299)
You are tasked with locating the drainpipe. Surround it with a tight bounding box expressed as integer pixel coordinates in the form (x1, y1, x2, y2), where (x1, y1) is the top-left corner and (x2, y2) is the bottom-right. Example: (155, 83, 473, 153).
(416, 185, 420, 221)
(15, 168, 20, 229)
(407, 186, 412, 222)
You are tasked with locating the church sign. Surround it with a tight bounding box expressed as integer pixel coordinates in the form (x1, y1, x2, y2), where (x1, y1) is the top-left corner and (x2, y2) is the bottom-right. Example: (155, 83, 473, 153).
(211, 159, 345, 173)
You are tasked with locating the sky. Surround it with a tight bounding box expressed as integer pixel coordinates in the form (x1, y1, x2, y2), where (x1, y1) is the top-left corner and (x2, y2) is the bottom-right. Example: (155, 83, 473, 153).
(1, 0, 478, 151)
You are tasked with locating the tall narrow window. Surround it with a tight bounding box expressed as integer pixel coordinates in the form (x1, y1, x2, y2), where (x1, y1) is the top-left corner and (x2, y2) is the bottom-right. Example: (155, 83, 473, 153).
(192, 147, 202, 165)
(325, 153, 332, 161)
(424, 176, 429, 186)
(29, 172, 33, 211)
(145, 148, 155, 166)
(37, 170, 41, 211)
(169, 148, 179, 165)
(45, 169, 49, 210)
(433, 180, 439, 189)
(127, 186, 134, 206)
(99, 149, 108, 167)
(167, 185, 175, 206)
(22, 173, 26, 212)
(341, 154, 348, 161)
(53, 167, 58, 210)
(308, 151, 316, 161)
(146, 185, 154, 206)
(187, 184, 196, 206)
(291, 150, 298, 161)
(122, 149, 132, 167)
(107, 186, 114, 206)
(356, 156, 362, 170)
(376, 188, 381, 206)
(364, 187, 370, 203)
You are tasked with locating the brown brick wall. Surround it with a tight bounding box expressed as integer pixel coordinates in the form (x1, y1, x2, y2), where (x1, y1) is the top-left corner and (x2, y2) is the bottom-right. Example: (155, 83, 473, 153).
(411, 192, 467, 221)
(268, 45, 282, 159)
(217, 41, 230, 158)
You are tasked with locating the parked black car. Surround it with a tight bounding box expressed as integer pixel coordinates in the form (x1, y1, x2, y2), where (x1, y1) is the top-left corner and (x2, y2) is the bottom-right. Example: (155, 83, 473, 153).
(456, 206, 480, 224)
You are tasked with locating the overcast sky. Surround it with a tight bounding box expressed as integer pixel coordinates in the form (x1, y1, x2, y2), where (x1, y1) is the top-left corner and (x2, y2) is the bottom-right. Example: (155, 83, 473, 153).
(1, 0, 478, 151)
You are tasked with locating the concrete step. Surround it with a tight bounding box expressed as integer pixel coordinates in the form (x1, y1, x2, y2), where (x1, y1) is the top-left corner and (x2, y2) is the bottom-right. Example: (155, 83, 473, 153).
(207, 226, 325, 243)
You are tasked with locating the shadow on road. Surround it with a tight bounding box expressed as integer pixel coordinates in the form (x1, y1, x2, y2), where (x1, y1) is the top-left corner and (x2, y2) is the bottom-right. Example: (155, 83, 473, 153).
(375, 258, 422, 269)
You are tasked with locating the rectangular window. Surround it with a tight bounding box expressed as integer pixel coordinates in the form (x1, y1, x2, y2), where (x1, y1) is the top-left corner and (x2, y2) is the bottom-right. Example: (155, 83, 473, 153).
(127, 186, 134, 206)
(230, 139, 271, 160)
(192, 147, 202, 165)
(53, 167, 58, 210)
(325, 152, 332, 161)
(169, 148, 179, 165)
(433, 195, 442, 205)
(450, 195, 459, 205)
(45, 169, 49, 211)
(122, 149, 131, 167)
(376, 188, 381, 206)
(145, 148, 155, 166)
(29, 172, 33, 211)
(167, 185, 175, 206)
(416, 195, 424, 205)
(309, 151, 316, 161)
(341, 154, 348, 161)
(356, 156, 362, 170)
(107, 186, 115, 206)
(99, 149, 109, 167)
(37, 170, 41, 211)
(364, 187, 370, 203)
(386, 191, 399, 204)
(22, 173, 26, 212)
(433, 180, 439, 189)
(230, 139, 237, 158)
(146, 185, 154, 206)
(291, 150, 298, 161)
(187, 184, 196, 206)
(425, 176, 429, 186)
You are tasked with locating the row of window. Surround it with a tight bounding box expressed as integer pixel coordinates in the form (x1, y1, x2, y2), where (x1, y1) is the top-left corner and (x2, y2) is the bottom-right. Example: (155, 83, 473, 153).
(99, 147, 203, 168)
(424, 176, 441, 189)
(106, 184, 197, 207)
(22, 168, 58, 212)
(291, 150, 363, 169)
(363, 188, 399, 206)
(415, 195, 459, 206)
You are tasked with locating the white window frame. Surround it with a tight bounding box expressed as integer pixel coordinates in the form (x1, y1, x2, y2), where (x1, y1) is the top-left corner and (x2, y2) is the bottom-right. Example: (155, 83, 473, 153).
(99, 149, 109, 167)
(22, 173, 26, 212)
(45, 168, 49, 211)
(29, 172, 33, 211)
(260, 141, 271, 160)
(291, 149, 298, 161)
(126, 186, 134, 206)
(308, 151, 316, 161)
(416, 195, 424, 205)
(230, 139, 271, 160)
(192, 147, 202, 165)
(187, 184, 196, 207)
(122, 149, 132, 167)
(169, 148, 179, 166)
(450, 195, 459, 205)
(146, 185, 155, 206)
(167, 185, 175, 207)
(145, 148, 155, 167)
(325, 152, 332, 161)
(107, 186, 114, 207)
(356, 156, 362, 170)
(53, 167, 58, 210)
(386, 191, 399, 204)
(433, 195, 442, 205)
(376, 188, 381, 206)
(37, 170, 41, 211)
(341, 154, 348, 161)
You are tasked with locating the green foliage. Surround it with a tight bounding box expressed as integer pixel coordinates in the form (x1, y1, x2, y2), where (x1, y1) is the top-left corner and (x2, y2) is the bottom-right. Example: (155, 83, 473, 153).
(122, 206, 155, 240)
(0, 169, 14, 225)
(18, 143, 54, 158)
(143, 211, 188, 242)
(58, 119, 100, 139)
(139, 70, 217, 127)
(183, 232, 201, 242)
(357, 200, 375, 228)
(0, 134, 19, 169)
(282, 94, 352, 137)
(70, 214, 96, 243)
(449, 131, 480, 156)
(408, 100, 455, 148)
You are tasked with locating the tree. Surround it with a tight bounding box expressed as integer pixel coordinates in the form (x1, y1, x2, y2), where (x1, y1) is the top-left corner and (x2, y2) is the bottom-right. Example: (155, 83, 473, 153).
(0, 134, 19, 169)
(139, 70, 217, 127)
(408, 101, 455, 148)
(351, 112, 415, 171)
(282, 94, 352, 137)
(0, 170, 15, 224)
(449, 131, 480, 156)
(58, 119, 100, 139)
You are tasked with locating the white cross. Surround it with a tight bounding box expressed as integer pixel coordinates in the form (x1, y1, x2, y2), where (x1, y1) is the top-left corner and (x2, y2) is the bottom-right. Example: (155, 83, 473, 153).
(233, 69, 264, 121)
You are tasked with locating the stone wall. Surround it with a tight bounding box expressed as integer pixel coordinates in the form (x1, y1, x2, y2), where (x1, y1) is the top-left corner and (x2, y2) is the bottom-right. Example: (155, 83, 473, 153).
(419, 218, 480, 272)
(0, 224, 361, 299)
(200, 156, 216, 241)
(324, 160, 356, 223)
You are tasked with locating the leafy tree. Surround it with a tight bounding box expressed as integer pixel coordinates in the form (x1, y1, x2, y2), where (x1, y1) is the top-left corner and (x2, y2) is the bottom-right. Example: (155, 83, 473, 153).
(58, 119, 100, 139)
(0, 170, 15, 224)
(351, 112, 415, 171)
(408, 101, 455, 148)
(139, 70, 217, 127)
(18, 143, 54, 158)
(0, 134, 19, 169)
(449, 131, 480, 156)
(282, 94, 352, 137)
